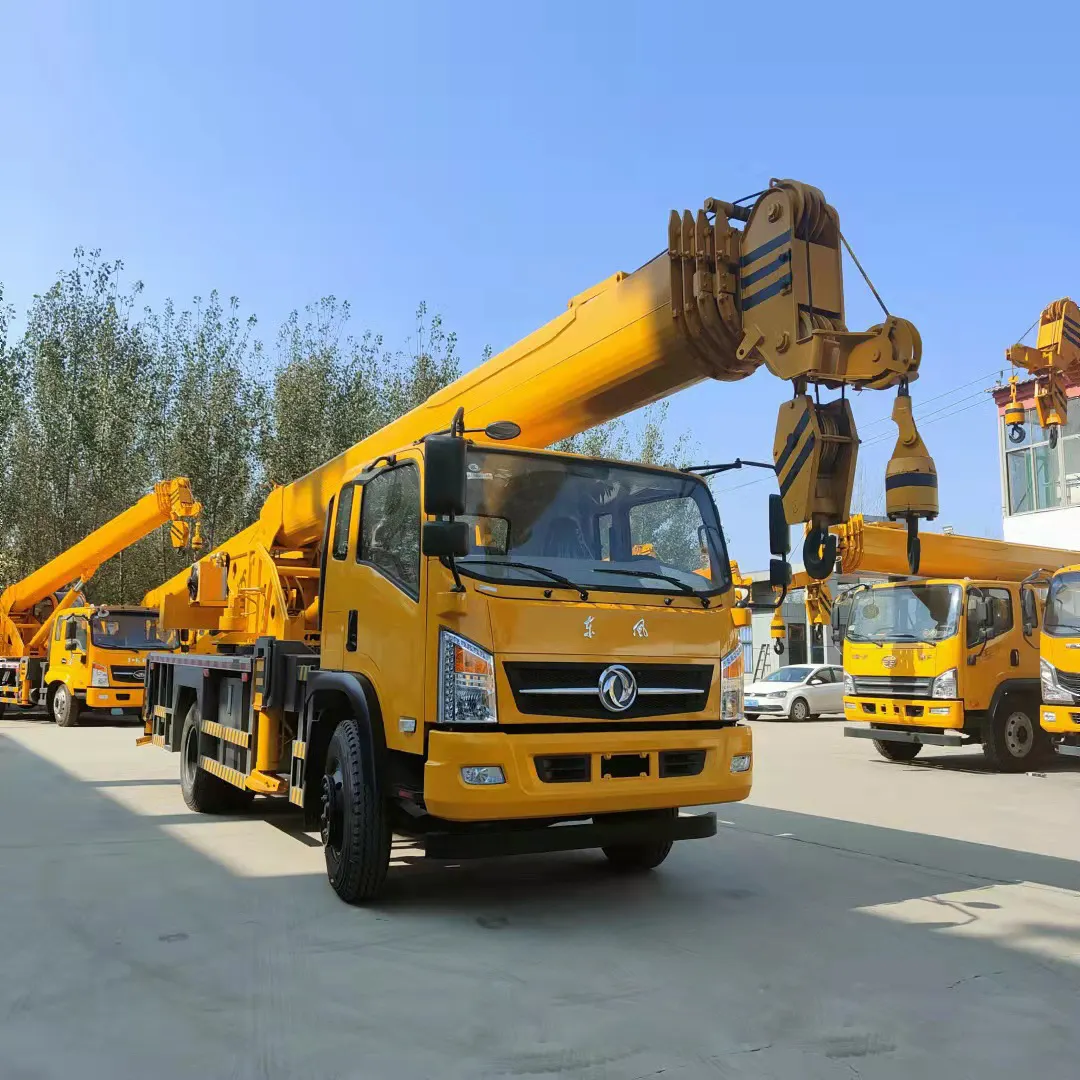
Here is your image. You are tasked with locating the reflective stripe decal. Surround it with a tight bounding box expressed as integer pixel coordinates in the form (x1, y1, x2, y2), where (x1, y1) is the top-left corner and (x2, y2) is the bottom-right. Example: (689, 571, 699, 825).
(885, 472, 938, 490)
(742, 273, 792, 311)
(739, 229, 792, 268)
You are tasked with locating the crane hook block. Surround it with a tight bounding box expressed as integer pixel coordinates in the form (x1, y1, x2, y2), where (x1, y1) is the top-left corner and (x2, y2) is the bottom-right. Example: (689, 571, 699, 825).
(885, 390, 938, 526)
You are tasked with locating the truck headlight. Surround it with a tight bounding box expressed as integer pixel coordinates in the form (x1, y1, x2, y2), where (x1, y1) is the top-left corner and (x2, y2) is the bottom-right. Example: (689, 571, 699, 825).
(438, 631, 497, 724)
(1041, 659, 1073, 704)
(91, 663, 109, 688)
(843, 672, 855, 695)
(931, 668, 957, 699)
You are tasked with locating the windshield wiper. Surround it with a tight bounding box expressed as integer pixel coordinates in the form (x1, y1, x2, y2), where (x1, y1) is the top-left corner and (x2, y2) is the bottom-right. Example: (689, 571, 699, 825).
(890, 632, 936, 645)
(589, 566, 698, 597)
(459, 558, 588, 600)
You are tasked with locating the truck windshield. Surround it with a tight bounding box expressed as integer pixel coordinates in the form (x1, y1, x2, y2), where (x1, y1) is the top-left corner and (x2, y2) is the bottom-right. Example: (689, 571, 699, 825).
(1044, 571, 1080, 636)
(456, 448, 731, 596)
(90, 613, 177, 650)
(847, 584, 961, 643)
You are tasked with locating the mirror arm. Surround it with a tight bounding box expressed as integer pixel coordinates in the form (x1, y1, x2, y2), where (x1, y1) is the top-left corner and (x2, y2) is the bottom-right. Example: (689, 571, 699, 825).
(440, 554, 465, 593)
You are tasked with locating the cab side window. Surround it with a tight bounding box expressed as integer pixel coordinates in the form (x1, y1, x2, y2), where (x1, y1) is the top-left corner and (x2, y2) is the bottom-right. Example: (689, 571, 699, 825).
(332, 485, 355, 560)
(54, 616, 66, 643)
(69, 618, 88, 652)
(357, 464, 421, 598)
(968, 589, 1013, 647)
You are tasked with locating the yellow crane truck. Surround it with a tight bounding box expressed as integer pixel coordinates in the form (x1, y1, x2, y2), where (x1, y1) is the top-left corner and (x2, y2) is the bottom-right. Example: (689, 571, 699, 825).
(140, 179, 939, 902)
(1002, 297, 1080, 760)
(839, 516, 1080, 770)
(0, 479, 202, 726)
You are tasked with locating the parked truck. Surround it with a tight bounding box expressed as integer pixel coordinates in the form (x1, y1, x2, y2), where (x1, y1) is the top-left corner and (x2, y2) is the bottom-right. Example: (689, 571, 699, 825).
(838, 516, 1080, 769)
(1000, 298, 1080, 760)
(0, 479, 202, 726)
(141, 179, 938, 901)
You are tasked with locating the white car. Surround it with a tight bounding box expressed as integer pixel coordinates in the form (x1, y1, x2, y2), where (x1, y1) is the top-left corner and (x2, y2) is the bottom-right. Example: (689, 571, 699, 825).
(744, 664, 845, 721)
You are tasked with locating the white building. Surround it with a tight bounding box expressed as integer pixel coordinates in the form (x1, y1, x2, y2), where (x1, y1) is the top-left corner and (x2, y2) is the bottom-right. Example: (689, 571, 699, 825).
(995, 376, 1080, 546)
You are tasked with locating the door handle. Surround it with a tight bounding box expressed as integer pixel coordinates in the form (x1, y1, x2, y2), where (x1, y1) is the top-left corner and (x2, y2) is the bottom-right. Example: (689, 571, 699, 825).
(346, 610, 358, 652)
(1010, 648, 1020, 667)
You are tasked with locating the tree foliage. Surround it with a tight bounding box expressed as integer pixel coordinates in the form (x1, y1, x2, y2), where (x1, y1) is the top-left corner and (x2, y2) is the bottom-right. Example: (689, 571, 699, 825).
(0, 251, 463, 605)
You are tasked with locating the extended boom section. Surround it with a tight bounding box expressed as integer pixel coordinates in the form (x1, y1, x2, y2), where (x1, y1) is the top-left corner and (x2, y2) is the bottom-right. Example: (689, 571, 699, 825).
(152, 178, 936, 647)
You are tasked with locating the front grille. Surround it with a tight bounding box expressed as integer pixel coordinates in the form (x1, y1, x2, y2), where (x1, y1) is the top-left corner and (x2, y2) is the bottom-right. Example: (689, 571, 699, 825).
(535, 755, 591, 783)
(851, 675, 933, 699)
(504, 662, 712, 720)
(1055, 670, 1080, 695)
(659, 750, 706, 778)
(111, 666, 145, 685)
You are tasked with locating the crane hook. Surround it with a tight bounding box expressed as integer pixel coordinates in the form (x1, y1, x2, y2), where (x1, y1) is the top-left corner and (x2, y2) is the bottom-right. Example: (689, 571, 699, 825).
(803, 528, 837, 580)
(773, 639, 785, 656)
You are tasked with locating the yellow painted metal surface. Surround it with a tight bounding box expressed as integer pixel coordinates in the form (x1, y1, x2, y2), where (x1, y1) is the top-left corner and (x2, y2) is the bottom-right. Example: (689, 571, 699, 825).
(423, 724, 752, 822)
(832, 515, 1079, 580)
(1006, 298, 1080, 438)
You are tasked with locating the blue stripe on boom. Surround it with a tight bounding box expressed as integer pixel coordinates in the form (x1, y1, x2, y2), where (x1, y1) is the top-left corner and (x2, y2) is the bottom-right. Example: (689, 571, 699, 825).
(742, 273, 792, 311)
(739, 230, 793, 269)
(740, 251, 791, 290)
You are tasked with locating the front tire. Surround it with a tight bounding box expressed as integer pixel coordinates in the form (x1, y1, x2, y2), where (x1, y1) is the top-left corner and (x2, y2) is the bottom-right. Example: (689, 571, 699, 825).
(601, 809, 676, 872)
(982, 702, 1047, 772)
(321, 718, 391, 904)
(789, 697, 811, 722)
(871, 734, 922, 762)
(179, 705, 253, 814)
(51, 684, 81, 728)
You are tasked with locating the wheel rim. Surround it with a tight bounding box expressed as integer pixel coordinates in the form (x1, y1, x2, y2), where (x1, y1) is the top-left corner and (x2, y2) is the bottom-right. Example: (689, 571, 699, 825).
(792, 700, 807, 720)
(1003, 711, 1033, 758)
(182, 721, 199, 780)
(55, 687, 68, 722)
(321, 759, 345, 855)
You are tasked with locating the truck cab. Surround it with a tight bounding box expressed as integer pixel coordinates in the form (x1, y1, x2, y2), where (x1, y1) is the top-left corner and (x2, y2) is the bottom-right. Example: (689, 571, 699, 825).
(43, 606, 177, 727)
(1036, 566, 1080, 758)
(843, 578, 1046, 770)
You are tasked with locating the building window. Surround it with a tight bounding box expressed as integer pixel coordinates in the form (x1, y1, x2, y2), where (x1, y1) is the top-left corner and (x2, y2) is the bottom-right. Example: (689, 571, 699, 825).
(1003, 406, 1080, 514)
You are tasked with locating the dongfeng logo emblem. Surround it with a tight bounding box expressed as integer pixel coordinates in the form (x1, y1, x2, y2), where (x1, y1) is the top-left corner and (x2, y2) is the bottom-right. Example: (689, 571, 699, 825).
(598, 664, 637, 712)
(882, 656, 897, 669)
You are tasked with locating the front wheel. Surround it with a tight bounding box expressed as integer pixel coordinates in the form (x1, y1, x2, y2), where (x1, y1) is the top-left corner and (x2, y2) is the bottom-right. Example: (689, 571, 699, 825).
(601, 809, 676, 872)
(51, 684, 81, 728)
(982, 703, 1047, 772)
(871, 736, 922, 762)
(789, 697, 811, 722)
(321, 718, 391, 904)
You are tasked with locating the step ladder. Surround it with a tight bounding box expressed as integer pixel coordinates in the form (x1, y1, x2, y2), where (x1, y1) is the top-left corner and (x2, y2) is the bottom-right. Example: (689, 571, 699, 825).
(753, 643, 771, 682)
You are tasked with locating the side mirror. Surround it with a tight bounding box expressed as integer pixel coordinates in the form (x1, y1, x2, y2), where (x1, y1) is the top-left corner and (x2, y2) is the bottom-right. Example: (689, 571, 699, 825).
(831, 626, 843, 646)
(768, 494, 791, 558)
(423, 435, 467, 517)
(422, 520, 469, 559)
(1021, 586, 1039, 637)
(769, 559, 792, 590)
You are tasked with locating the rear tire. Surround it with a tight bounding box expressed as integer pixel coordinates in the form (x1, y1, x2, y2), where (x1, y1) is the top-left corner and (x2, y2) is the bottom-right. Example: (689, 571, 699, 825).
(982, 702, 1047, 772)
(51, 684, 81, 728)
(601, 809, 676, 872)
(321, 717, 391, 904)
(871, 737, 922, 763)
(789, 697, 811, 722)
(179, 705, 253, 813)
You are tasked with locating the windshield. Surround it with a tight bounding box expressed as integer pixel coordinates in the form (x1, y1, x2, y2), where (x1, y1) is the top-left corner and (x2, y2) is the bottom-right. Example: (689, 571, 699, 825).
(764, 666, 811, 683)
(90, 612, 177, 650)
(1044, 571, 1080, 636)
(456, 448, 730, 596)
(847, 584, 961, 643)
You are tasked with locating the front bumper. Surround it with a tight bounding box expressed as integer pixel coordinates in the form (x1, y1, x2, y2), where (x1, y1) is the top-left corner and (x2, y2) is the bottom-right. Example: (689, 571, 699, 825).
(84, 687, 144, 711)
(423, 724, 752, 822)
(744, 700, 786, 713)
(843, 695, 964, 730)
(1039, 704, 1080, 734)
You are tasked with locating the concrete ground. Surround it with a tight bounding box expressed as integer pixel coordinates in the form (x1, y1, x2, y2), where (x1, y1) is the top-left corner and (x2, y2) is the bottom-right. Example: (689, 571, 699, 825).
(0, 713, 1077, 1080)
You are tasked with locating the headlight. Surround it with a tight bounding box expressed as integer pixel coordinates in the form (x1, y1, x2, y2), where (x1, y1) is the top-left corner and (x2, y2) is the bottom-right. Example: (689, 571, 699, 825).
(843, 672, 855, 695)
(720, 646, 743, 721)
(765, 689, 788, 699)
(1041, 659, 1073, 704)
(931, 667, 957, 699)
(438, 631, 497, 724)
(90, 663, 109, 688)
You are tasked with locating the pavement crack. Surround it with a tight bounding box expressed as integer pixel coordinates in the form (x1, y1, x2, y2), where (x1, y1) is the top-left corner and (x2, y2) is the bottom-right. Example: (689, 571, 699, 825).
(948, 970, 1004, 990)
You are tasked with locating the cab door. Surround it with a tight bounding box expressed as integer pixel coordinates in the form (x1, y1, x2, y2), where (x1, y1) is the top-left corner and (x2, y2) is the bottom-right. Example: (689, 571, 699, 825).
(964, 586, 1016, 711)
(321, 486, 358, 672)
(322, 459, 427, 740)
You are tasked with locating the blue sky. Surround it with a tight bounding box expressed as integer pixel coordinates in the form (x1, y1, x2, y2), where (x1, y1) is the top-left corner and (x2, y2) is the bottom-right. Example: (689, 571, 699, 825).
(3, 2, 1078, 565)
